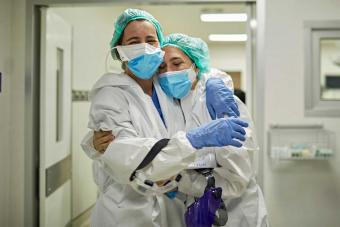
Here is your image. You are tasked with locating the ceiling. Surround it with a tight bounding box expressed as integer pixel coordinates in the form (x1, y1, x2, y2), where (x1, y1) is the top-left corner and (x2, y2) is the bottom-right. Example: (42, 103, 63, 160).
(138, 3, 248, 43)
(64, 3, 248, 44)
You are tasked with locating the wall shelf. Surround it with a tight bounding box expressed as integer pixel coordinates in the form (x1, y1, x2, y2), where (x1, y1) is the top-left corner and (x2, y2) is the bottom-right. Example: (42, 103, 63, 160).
(268, 125, 335, 160)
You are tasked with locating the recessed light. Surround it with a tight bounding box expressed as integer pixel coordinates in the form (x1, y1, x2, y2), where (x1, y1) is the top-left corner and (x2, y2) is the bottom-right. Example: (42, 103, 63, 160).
(208, 34, 247, 42)
(200, 13, 247, 22)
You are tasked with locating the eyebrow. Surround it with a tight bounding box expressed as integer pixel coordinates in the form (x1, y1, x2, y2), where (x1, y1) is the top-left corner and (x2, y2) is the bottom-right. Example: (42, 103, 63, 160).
(170, 57, 183, 61)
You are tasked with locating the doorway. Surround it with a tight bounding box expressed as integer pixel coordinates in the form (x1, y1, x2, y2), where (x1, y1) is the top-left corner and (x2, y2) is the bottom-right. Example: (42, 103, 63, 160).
(29, 1, 258, 226)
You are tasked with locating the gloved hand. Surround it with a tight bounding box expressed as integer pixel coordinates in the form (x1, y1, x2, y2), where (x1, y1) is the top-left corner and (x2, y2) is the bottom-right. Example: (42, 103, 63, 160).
(206, 78, 240, 119)
(186, 118, 248, 149)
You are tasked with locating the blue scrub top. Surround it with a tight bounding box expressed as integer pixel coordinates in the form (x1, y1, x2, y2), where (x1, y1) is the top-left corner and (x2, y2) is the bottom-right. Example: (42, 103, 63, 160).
(151, 86, 166, 128)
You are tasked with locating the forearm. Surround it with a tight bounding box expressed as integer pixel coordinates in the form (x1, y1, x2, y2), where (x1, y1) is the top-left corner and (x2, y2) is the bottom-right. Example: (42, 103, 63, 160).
(99, 131, 196, 185)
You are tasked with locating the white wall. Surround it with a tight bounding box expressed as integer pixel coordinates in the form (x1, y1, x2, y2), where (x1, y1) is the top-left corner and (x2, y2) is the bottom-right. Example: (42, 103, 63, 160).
(262, 0, 340, 226)
(0, 0, 25, 226)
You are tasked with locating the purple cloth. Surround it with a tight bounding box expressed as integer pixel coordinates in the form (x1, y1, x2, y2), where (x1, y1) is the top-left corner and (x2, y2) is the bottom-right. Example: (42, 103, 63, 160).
(185, 187, 222, 227)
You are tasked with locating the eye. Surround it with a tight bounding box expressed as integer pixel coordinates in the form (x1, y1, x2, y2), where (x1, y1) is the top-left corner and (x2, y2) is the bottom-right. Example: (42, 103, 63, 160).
(127, 41, 140, 45)
(158, 62, 166, 70)
(172, 60, 184, 66)
(147, 39, 158, 46)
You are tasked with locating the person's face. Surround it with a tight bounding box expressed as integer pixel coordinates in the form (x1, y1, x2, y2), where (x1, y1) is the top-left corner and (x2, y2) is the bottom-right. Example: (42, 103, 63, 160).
(120, 20, 160, 81)
(158, 46, 198, 74)
(121, 20, 159, 47)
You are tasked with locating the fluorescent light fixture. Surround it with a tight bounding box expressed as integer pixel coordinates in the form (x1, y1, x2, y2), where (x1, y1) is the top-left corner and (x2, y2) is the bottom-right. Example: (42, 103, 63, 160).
(209, 34, 247, 42)
(200, 13, 247, 22)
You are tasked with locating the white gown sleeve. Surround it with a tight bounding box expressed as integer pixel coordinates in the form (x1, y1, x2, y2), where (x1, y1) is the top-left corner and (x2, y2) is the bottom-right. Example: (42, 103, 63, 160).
(178, 146, 253, 200)
(85, 86, 196, 185)
(178, 70, 257, 200)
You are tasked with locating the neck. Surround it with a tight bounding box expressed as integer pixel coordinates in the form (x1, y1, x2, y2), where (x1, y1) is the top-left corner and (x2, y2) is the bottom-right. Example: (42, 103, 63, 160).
(126, 70, 153, 96)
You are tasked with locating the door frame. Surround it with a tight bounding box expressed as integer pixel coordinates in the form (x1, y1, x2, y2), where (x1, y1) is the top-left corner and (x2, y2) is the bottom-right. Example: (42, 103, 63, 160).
(25, 0, 264, 226)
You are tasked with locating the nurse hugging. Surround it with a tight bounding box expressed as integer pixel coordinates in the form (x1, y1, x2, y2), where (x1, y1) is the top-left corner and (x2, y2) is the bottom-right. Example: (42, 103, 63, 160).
(81, 8, 269, 227)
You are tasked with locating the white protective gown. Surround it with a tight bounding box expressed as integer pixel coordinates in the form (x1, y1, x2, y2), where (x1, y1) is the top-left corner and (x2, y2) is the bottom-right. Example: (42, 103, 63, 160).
(177, 69, 269, 227)
(82, 72, 193, 227)
(82, 70, 268, 227)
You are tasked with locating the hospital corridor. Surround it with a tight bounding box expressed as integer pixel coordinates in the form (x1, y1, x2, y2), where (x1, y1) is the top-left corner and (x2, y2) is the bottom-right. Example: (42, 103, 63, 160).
(1, 0, 340, 227)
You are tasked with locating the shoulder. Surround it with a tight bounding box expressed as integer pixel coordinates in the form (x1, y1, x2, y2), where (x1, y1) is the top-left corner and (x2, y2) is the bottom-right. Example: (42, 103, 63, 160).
(201, 68, 234, 90)
(89, 72, 136, 100)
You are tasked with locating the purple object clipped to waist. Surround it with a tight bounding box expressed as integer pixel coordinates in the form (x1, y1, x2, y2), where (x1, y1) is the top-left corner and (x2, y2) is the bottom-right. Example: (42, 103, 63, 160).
(185, 187, 222, 227)
(185, 169, 228, 227)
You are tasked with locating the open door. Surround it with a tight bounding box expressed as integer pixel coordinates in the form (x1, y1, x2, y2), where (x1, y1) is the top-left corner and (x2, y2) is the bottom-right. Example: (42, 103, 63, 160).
(40, 8, 72, 227)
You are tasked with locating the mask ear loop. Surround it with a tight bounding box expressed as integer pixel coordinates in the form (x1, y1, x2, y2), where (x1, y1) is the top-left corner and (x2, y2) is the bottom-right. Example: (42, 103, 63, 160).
(105, 47, 124, 73)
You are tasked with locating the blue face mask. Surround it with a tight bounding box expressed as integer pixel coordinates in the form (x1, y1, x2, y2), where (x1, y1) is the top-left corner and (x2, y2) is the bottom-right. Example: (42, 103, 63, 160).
(158, 66, 197, 99)
(128, 51, 164, 80)
(115, 43, 164, 80)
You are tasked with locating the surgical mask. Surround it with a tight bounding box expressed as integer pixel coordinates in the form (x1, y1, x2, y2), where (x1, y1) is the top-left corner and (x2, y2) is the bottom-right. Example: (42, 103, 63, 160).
(158, 65, 197, 99)
(114, 43, 164, 80)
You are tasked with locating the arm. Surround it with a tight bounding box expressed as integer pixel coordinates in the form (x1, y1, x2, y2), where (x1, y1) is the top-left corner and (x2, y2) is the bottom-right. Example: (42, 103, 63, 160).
(216, 96, 260, 199)
(178, 73, 256, 199)
(84, 86, 249, 188)
(84, 86, 196, 185)
(178, 145, 252, 200)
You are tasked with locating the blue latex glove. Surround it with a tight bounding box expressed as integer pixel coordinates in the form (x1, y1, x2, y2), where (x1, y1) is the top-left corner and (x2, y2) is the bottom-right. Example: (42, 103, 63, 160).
(206, 78, 240, 119)
(186, 118, 248, 149)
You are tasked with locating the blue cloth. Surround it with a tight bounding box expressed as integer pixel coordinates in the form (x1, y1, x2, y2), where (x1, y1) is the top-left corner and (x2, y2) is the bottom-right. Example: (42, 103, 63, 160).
(151, 86, 166, 127)
(206, 78, 240, 119)
(165, 191, 178, 200)
(186, 118, 248, 149)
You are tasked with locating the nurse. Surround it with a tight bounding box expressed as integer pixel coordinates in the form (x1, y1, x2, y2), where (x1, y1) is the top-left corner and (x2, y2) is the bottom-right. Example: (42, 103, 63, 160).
(157, 33, 269, 227)
(82, 9, 248, 227)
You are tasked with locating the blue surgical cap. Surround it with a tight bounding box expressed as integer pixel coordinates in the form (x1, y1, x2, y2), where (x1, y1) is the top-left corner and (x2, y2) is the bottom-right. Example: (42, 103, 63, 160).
(162, 33, 210, 77)
(110, 8, 164, 49)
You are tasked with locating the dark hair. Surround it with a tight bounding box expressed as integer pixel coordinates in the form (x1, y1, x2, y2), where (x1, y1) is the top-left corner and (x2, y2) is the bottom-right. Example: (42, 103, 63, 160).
(234, 88, 246, 104)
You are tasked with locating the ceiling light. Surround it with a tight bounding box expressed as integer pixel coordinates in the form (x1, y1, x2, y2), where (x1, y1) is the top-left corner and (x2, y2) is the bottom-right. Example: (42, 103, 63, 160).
(200, 13, 247, 22)
(208, 34, 247, 42)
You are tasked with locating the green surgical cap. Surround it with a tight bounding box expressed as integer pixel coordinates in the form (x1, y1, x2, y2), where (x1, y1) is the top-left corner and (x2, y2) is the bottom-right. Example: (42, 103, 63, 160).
(162, 33, 210, 77)
(110, 8, 164, 49)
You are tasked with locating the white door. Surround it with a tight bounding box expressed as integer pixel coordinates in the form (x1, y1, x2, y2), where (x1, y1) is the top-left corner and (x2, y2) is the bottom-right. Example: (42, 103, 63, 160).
(40, 8, 72, 227)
